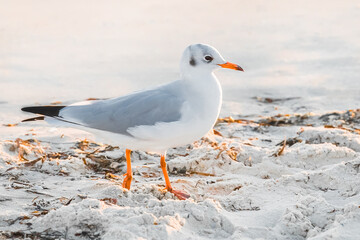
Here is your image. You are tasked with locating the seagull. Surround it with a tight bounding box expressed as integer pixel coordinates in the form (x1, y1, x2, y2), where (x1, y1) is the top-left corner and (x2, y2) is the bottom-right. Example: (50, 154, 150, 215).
(21, 44, 243, 200)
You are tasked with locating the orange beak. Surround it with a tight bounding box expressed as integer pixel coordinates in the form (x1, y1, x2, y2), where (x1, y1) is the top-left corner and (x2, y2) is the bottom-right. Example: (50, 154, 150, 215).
(218, 62, 244, 71)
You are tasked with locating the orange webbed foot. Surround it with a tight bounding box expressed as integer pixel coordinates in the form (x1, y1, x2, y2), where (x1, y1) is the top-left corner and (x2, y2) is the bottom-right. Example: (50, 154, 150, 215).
(122, 173, 132, 190)
(169, 188, 190, 200)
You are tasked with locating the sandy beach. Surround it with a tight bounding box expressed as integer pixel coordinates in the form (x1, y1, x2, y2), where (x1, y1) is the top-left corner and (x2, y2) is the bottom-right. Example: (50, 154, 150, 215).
(1, 1, 360, 239)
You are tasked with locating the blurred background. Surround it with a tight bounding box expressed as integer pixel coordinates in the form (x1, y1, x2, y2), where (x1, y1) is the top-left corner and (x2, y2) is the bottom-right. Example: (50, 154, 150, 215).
(1, 0, 360, 122)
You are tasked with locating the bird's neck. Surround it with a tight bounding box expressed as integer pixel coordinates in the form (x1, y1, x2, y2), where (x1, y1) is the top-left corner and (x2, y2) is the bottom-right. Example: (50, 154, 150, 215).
(181, 71, 220, 90)
(182, 71, 223, 119)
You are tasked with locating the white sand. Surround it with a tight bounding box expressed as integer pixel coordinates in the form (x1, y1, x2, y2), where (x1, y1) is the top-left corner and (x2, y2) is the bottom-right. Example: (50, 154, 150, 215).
(1, 1, 360, 239)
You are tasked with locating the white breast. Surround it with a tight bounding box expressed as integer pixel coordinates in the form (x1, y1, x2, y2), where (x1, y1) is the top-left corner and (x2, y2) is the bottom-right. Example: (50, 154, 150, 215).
(126, 73, 222, 153)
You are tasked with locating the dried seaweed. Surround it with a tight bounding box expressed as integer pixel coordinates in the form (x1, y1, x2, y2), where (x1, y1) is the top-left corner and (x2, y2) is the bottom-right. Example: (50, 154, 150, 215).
(276, 137, 302, 147)
(189, 171, 215, 177)
(253, 96, 301, 104)
(3, 123, 18, 127)
(213, 129, 223, 136)
(273, 137, 287, 157)
(26, 190, 53, 197)
(1, 229, 65, 240)
(217, 116, 255, 125)
(5, 138, 125, 175)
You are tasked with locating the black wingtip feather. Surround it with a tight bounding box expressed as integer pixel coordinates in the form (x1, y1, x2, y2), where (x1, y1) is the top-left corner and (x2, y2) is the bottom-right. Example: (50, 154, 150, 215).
(21, 106, 66, 117)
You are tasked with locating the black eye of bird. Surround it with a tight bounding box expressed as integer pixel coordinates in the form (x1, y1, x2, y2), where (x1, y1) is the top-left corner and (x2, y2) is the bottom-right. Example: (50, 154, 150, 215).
(204, 55, 213, 62)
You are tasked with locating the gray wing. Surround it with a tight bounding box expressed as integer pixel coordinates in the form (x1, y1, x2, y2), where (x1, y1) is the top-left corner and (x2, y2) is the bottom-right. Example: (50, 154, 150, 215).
(59, 87, 184, 136)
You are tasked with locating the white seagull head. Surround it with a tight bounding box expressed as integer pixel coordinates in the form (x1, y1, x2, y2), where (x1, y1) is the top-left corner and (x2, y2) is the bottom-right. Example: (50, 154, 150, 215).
(180, 43, 243, 78)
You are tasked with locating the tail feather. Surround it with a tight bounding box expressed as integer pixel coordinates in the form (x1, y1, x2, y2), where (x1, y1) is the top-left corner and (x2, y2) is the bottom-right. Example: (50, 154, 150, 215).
(21, 105, 84, 126)
(21, 106, 66, 117)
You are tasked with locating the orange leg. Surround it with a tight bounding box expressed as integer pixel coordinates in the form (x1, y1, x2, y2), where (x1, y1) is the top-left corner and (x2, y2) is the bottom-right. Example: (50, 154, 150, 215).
(122, 149, 133, 190)
(160, 155, 190, 200)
